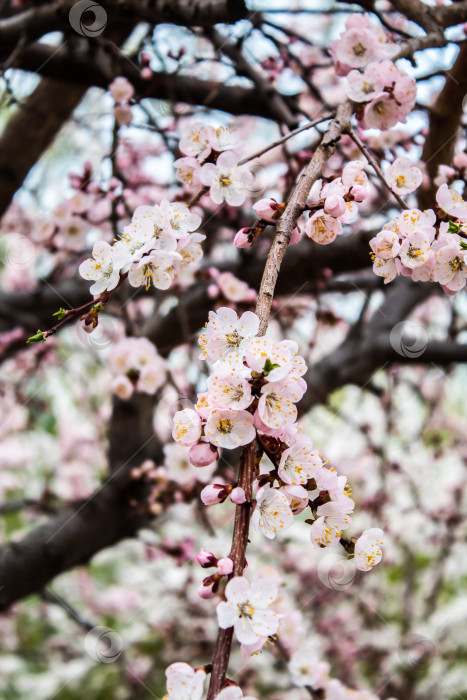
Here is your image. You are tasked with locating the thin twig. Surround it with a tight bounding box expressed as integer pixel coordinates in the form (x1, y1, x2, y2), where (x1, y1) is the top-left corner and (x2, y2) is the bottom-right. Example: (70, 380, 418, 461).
(347, 128, 409, 211)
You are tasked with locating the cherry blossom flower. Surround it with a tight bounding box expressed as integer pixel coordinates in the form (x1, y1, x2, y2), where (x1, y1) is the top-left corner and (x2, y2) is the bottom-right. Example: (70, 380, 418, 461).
(172, 408, 202, 447)
(164, 443, 214, 485)
(258, 378, 305, 429)
(128, 250, 181, 290)
(354, 528, 384, 571)
(324, 195, 347, 218)
(160, 199, 202, 238)
(200, 151, 253, 206)
(334, 27, 379, 69)
(310, 501, 353, 548)
(280, 484, 309, 514)
(121, 204, 177, 256)
(369, 230, 401, 260)
(399, 230, 434, 269)
(278, 438, 323, 485)
(386, 157, 422, 195)
(79, 240, 129, 296)
(305, 210, 342, 245)
(246, 336, 306, 382)
(363, 93, 405, 131)
(199, 307, 259, 364)
(58, 217, 88, 250)
(205, 408, 256, 449)
(252, 484, 294, 539)
(436, 183, 467, 221)
(206, 125, 240, 152)
(165, 662, 206, 700)
(179, 122, 211, 160)
(215, 687, 257, 700)
(206, 368, 253, 411)
(216, 576, 280, 644)
(189, 442, 218, 467)
(372, 255, 401, 284)
(109, 76, 134, 103)
(174, 156, 201, 189)
(346, 64, 385, 102)
(110, 374, 133, 400)
(217, 272, 255, 303)
(433, 237, 467, 291)
(289, 649, 330, 688)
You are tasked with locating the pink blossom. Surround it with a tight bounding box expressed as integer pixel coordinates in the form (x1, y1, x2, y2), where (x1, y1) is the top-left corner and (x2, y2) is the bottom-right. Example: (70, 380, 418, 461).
(200, 483, 231, 506)
(386, 157, 422, 195)
(436, 183, 467, 221)
(363, 93, 404, 131)
(114, 104, 133, 126)
(189, 442, 219, 467)
(197, 548, 217, 567)
(198, 580, 216, 599)
(324, 194, 347, 218)
(370, 230, 401, 260)
(334, 28, 379, 69)
(217, 557, 234, 575)
(109, 76, 134, 103)
(230, 486, 247, 504)
(305, 210, 342, 245)
(354, 528, 384, 571)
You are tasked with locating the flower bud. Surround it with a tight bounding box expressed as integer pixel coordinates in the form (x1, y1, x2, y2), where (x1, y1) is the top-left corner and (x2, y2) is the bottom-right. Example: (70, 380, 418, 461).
(230, 486, 246, 504)
(197, 547, 217, 568)
(198, 580, 216, 599)
(200, 483, 232, 506)
(234, 228, 252, 248)
(324, 195, 347, 218)
(216, 557, 234, 575)
(189, 442, 219, 467)
(252, 198, 284, 223)
(351, 185, 368, 202)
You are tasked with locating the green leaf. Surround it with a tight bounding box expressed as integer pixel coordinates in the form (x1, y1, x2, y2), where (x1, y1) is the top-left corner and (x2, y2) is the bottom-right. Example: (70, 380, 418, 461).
(460, 240, 467, 250)
(52, 308, 67, 320)
(27, 330, 47, 344)
(263, 358, 280, 375)
(448, 220, 462, 233)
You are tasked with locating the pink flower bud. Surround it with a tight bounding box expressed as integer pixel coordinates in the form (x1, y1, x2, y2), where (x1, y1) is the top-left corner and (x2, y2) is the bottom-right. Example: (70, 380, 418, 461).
(351, 185, 368, 202)
(189, 442, 219, 467)
(324, 195, 347, 218)
(290, 225, 301, 245)
(207, 284, 219, 298)
(234, 228, 252, 248)
(252, 198, 283, 223)
(230, 486, 246, 504)
(217, 557, 234, 575)
(140, 67, 153, 80)
(114, 104, 132, 126)
(197, 548, 217, 568)
(198, 581, 216, 599)
(200, 483, 231, 506)
(453, 152, 467, 169)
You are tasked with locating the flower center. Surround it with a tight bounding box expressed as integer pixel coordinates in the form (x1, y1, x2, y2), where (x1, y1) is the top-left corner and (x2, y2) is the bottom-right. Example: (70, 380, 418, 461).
(450, 256, 464, 271)
(352, 42, 367, 57)
(237, 601, 255, 618)
(217, 418, 233, 434)
(225, 330, 241, 348)
(395, 175, 406, 188)
(219, 175, 231, 187)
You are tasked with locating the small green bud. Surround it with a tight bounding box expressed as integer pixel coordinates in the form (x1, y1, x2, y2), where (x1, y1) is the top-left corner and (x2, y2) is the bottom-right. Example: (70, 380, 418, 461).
(448, 220, 462, 233)
(52, 308, 67, 320)
(263, 358, 280, 375)
(27, 329, 47, 344)
(92, 303, 104, 313)
(460, 240, 467, 250)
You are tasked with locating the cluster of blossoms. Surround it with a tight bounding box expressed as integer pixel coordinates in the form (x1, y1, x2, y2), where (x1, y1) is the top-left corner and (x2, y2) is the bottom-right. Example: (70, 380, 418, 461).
(165, 662, 257, 700)
(331, 14, 416, 131)
(108, 337, 166, 399)
(172, 307, 384, 560)
(174, 122, 253, 206)
(370, 183, 467, 292)
(305, 160, 369, 244)
(79, 199, 204, 296)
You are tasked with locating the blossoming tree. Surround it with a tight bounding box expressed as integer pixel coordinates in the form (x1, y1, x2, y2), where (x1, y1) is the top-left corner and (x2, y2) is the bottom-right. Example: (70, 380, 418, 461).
(1, 1, 467, 699)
